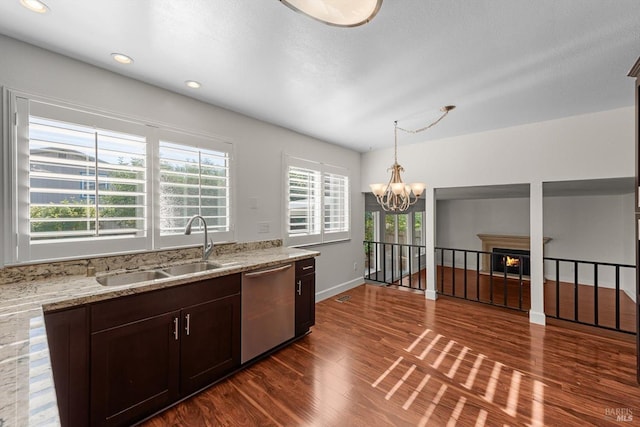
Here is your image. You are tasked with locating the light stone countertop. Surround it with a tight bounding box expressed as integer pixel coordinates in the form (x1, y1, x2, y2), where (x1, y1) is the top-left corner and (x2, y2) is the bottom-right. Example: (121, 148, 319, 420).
(0, 246, 319, 427)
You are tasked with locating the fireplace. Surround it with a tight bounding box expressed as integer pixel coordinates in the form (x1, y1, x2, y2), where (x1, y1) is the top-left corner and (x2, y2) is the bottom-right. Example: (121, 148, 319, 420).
(492, 248, 530, 276)
(477, 234, 551, 274)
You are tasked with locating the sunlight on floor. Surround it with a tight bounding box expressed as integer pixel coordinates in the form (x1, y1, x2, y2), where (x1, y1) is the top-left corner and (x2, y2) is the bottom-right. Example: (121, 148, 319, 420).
(371, 327, 547, 425)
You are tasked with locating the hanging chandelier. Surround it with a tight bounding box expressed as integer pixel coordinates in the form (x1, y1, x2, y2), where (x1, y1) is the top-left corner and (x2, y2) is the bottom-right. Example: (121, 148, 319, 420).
(279, 0, 383, 27)
(369, 105, 456, 212)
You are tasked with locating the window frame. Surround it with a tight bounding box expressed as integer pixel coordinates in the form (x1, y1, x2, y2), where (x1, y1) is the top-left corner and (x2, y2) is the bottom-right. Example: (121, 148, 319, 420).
(155, 128, 235, 249)
(284, 154, 350, 247)
(5, 90, 235, 265)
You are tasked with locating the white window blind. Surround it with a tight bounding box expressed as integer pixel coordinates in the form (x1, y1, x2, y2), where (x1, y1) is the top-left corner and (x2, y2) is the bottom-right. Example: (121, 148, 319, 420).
(28, 116, 147, 242)
(159, 141, 230, 235)
(287, 166, 322, 237)
(8, 93, 235, 264)
(285, 156, 350, 246)
(323, 172, 349, 235)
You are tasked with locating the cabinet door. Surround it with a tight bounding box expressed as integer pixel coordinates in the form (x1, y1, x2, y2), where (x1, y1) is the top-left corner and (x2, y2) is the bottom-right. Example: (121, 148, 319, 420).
(91, 310, 180, 427)
(44, 307, 89, 427)
(180, 294, 241, 395)
(295, 273, 316, 336)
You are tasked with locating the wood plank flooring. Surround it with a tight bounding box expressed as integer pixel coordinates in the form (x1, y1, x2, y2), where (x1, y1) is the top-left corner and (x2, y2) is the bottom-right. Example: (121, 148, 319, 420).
(436, 266, 636, 333)
(142, 284, 639, 426)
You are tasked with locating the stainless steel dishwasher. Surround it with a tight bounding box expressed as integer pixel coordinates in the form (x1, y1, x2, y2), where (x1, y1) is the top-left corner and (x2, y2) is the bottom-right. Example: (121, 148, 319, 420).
(241, 263, 295, 363)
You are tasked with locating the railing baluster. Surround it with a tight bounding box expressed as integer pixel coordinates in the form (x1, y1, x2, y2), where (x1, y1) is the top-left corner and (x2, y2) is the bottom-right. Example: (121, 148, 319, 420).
(391, 244, 395, 285)
(383, 243, 387, 284)
(489, 252, 494, 304)
(476, 251, 480, 302)
(574, 261, 579, 322)
(518, 255, 523, 310)
(615, 265, 620, 331)
(555, 259, 560, 318)
(418, 246, 422, 290)
(503, 254, 508, 307)
(463, 250, 468, 300)
(441, 248, 445, 292)
(408, 246, 413, 289)
(375, 242, 380, 282)
(593, 264, 598, 326)
(452, 249, 456, 297)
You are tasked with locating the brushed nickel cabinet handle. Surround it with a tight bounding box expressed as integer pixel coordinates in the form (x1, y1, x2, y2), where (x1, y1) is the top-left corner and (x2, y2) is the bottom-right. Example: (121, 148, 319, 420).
(297, 280, 302, 295)
(302, 265, 313, 270)
(185, 313, 191, 336)
(173, 317, 179, 340)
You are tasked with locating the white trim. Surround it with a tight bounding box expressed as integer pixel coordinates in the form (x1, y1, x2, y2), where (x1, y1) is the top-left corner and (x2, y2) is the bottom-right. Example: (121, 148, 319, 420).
(315, 277, 363, 302)
(425, 289, 438, 300)
(529, 310, 546, 325)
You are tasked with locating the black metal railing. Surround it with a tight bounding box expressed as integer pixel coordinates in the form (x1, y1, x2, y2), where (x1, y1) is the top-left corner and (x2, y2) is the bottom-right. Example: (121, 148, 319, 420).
(544, 257, 635, 334)
(435, 247, 529, 311)
(364, 241, 426, 290)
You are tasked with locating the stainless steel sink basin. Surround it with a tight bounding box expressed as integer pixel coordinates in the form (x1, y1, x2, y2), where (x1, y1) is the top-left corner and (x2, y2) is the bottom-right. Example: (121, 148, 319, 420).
(161, 261, 223, 276)
(97, 270, 170, 286)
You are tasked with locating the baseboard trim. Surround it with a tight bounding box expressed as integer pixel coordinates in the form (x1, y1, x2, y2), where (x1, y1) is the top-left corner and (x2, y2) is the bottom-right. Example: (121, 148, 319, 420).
(316, 277, 363, 302)
(529, 310, 546, 325)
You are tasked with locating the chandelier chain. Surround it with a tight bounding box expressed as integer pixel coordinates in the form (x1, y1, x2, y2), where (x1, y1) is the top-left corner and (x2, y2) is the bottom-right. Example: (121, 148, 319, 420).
(395, 106, 453, 134)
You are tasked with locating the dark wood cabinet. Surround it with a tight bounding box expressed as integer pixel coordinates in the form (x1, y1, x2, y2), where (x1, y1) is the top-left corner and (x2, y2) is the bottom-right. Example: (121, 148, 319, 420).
(44, 306, 89, 427)
(90, 310, 181, 427)
(89, 274, 241, 427)
(180, 294, 240, 395)
(295, 258, 316, 336)
(45, 260, 314, 425)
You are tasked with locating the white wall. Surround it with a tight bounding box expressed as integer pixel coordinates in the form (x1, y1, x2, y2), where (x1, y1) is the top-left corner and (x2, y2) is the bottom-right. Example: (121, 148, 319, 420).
(0, 35, 364, 299)
(437, 197, 530, 252)
(361, 107, 634, 190)
(544, 193, 635, 298)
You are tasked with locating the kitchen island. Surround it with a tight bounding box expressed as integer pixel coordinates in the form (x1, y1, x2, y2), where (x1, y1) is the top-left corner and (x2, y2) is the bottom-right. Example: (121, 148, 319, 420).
(0, 245, 318, 427)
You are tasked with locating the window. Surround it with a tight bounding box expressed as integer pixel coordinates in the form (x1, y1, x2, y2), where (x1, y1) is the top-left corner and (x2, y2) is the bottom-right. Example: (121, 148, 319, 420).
(28, 116, 147, 242)
(285, 156, 350, 246)
(157, 133, 233, 246)
(8, 93, 234, 264)
(287, 166, 322, 237)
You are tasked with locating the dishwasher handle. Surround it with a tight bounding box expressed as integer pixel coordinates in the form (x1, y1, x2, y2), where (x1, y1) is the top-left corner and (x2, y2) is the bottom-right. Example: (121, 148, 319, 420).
(243, 263, 292, 278)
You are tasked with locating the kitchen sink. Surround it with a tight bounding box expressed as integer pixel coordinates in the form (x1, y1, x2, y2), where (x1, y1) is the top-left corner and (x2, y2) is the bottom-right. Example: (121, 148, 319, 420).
(161, 261, 224, 276)
(96, 270, 170, 287)
(97, 261, 231, 287)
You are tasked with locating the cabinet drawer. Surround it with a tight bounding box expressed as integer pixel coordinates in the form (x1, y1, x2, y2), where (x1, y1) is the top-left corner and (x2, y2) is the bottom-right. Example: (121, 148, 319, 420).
(91, 273, 240, 332)
(295, 258, 315, 276)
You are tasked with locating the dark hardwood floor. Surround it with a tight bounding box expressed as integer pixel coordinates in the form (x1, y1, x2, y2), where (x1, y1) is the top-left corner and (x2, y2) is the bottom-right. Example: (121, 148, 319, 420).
(436, 266, 636, 333)
(142, 284, 639, 426)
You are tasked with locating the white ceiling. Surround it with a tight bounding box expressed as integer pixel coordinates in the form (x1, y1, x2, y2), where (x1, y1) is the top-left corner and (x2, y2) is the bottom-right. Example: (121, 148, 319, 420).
(0, 0, 638, 153)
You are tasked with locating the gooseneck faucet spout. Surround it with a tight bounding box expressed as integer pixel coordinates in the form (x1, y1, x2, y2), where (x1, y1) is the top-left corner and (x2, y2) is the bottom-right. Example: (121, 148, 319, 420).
(184, 215, 214, 261)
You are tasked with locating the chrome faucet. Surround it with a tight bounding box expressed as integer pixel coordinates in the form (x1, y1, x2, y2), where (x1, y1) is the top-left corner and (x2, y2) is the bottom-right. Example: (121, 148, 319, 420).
(184, 215, 214, 261)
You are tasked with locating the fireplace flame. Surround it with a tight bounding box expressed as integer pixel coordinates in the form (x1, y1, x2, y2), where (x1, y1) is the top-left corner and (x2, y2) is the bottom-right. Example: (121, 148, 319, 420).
(505, 256, 520, 267)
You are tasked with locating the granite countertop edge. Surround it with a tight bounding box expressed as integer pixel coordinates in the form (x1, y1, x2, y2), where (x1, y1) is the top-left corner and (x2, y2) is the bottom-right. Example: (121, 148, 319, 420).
(42, 247, 319, 312)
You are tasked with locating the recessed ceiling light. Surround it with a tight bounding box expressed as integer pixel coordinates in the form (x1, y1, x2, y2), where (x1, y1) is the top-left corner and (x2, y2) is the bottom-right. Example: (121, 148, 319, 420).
(20, 0, 49, 13)
(185, 80, 201, 89)
(111, 53, 134, 65)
